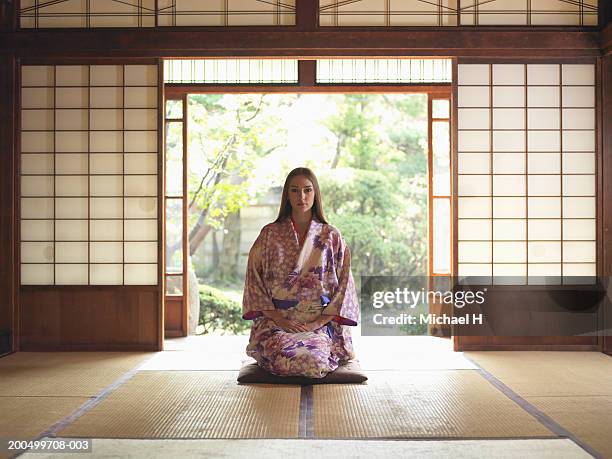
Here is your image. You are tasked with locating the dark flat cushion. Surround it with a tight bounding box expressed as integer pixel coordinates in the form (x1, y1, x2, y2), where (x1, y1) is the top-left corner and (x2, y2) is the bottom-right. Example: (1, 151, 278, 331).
(237, 360, 367, 385)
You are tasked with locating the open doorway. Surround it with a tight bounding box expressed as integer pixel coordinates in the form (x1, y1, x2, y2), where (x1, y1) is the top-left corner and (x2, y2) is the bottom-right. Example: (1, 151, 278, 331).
(163, 91, 454, 362)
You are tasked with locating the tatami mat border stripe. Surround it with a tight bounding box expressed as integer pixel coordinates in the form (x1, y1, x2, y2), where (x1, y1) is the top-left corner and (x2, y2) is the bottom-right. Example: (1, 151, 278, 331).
(299, 386, 314, 439)
(463, 354, 603, 459)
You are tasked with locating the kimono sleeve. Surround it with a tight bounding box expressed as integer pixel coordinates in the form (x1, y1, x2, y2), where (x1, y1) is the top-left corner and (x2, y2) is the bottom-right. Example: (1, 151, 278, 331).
(321, 236, 359, 326)
(242, 226, 276, 320)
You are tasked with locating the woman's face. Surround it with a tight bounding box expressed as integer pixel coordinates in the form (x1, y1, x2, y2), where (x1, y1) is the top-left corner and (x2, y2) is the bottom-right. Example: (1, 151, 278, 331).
(288, 175, 315, 214)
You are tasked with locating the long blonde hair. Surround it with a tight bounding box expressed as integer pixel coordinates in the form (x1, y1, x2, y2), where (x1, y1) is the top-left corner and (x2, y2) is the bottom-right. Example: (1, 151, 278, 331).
(274, 167, 328, 224)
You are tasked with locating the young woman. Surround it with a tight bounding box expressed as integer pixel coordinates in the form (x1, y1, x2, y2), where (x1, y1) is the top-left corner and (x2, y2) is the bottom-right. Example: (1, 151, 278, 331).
(242, 167, 359, 378)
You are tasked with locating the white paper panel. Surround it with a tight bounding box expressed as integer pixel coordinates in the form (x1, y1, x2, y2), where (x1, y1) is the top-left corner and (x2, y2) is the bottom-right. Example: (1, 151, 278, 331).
(55, 88, 88, 108)
(493, 197, 526, 218)
(21, 264, 54, 285)
(458, 263, 492, 277)
(562, 109, 594, 130)
(492, 153, 524, 174)
(56, 176, 88, 196)
(124, 87, 157, 108)
(90, 220, 123, 241)
(125, 109, 157, 130)
(124, 176, 157, 196)
(90, 154, 123, 174)
(458, 131, 489, 152)
(458, 219, 491, 241)
(124, 264, 157, 285)
(528, 263, 561, 278)
(124, 220, 158, 241)
(21, 132, 53, 152)
(458, 87, 489, 108)
(124, 153, 157, 174)
(562, 263, 596, 276)
(528, 197, 561, 218)
(528, 131, 560, 152)
(90, 87, 123, 108)
(492, 109, 523, 130)
(528, 153, 560, 174)
(458, 175, 490, 196)
(22, 110, 54, 131)
(22, 66, 54, 86)
(21, 241, 54, 263)
(55, 109, 88, 130)
(21, 176, 53, 197)
(90, 131, 123, 152)
(458, 241, 492, 263)
(21, 198, 54, 219)
(562, 175, 595, 197)
(528, 241, 561, 262)
(563, 219, 596, 241)
(55, 197, 88, 218)
(527, 87, 559, 107)
(125, 197, 157, 218)
(90, 66, 123, 86)
(493, 175, 525, 196)
(125, 65, 158, 86)
(125, 131, 157, 152)
(21, 154, 54, 175)
(563, 197, 596, 218)
(492, 64, 524, 85)
(458, 109, 489, 130)
(528, 219, 561, 240)
(562, 131, 595, 152)
(55, 242, 88, 262)
(56, 66, 88, 86)
(56, 154, 88, 174)
(493, 264, 526, 278)
(90, 264, 123, 285)
(527, 64, 559, 86)
(527, 109, 559, 130)
(55, 264, 88, 285)
(458, 153, 489, 174)
(21, 88, 54, 109)
(528, 175, 560, 196)
(90, 176, 123, 196)
(21, 220, 54, 241)
(89, 197, 123, 218)
(56, 219, 88, 241)
(124, 242, 157, 263)
(90, 109, 123, 130)
(56, 131, 88, 152)
(493, 219, 526, 240)
(457, 65, 489, 85)
(492, 87, 524, 107)
(90, 242, 123, 263)
(458, 197, 491, 218)
(493, 131, 524, 152)
(562, 65, 594, 86)
(563, 153, 595, 174)
(494, 242, 526, 263)
(563, 241, 596, 263)
(562, 87, 594, 108)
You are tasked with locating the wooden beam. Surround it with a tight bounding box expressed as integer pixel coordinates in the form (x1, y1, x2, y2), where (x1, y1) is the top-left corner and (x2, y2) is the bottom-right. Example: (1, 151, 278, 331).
(0, 28, 601, 58)
(0, 54, 16, 351)
(602, 54, 612, 355)
(602, 22, 612, 55)
(296, 0, 318, 31)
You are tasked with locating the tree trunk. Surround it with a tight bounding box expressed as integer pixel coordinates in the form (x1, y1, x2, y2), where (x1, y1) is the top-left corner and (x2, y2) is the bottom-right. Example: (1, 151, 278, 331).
(218, 210, 241, 282)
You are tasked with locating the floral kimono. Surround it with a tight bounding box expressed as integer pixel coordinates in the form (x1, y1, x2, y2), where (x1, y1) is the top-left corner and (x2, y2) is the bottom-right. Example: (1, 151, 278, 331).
(242, 218, 359, 378)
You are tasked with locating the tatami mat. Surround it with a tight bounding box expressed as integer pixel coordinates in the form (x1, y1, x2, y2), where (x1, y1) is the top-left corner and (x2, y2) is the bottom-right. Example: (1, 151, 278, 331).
(140, 351, 255, 371)
(0, 397, 88, 459)
(313, 371, 555, 438)
(0, 353, 150, 397)
(526, 396, 612, 458)
(58, 371, 301, 439)
(465, 351, 612, 397)
(22, 438, 590, 459)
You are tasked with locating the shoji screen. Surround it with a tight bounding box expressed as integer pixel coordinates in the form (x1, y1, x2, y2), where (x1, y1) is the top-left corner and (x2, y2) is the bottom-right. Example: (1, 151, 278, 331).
(457, 63, 596, 284)
(20, 64, 159, 286)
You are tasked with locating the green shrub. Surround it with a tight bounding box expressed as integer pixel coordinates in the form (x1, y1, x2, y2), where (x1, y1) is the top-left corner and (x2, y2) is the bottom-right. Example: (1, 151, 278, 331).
(198, 285, 250, 335)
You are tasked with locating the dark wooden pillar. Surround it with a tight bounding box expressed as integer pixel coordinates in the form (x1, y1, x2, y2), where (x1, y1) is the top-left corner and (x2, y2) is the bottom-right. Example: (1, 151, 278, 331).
(602, 51, 612, 355)
(0, 54, 17, 353)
